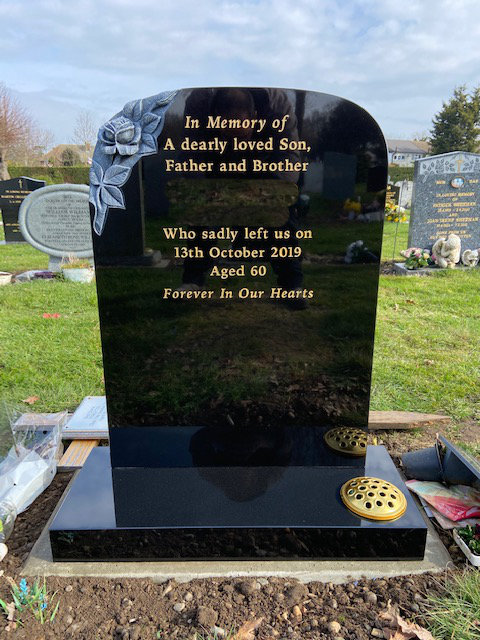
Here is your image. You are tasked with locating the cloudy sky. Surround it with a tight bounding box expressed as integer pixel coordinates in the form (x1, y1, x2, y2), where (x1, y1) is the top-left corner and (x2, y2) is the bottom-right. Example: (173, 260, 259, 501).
(1, 0, 480, 144)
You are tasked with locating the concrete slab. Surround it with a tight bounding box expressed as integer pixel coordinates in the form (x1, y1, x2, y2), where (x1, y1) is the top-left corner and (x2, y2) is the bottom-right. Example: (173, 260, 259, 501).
(22, 476, 452, 584)
(393, 262, 471, 276)
(393, 263, 436, 276)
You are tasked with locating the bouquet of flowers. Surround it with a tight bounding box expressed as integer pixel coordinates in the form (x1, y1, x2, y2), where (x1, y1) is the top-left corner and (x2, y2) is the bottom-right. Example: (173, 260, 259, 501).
(345, 240, 378, 264)
(457, 524, 480, 555)
(343, 198, 362, 214)
(400, 247, 431, 269)
(385, 202, 407, 223)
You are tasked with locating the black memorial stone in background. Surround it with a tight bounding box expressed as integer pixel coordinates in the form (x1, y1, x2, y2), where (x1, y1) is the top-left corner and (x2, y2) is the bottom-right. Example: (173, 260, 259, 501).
(386, 184, 400, 208)
(409, 151, 480, 251)
(0, 177, 45, 242)
(50, 87, 428, 561)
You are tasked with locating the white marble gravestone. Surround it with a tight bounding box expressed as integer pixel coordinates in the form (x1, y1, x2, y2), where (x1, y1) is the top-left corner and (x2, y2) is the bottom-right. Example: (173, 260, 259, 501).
(394, 180, 413, 209)
(19, 184, 93, 270)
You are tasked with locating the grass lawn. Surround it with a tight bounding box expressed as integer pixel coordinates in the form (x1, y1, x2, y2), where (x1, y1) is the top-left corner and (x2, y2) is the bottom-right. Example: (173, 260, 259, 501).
(0, 218, 479, 426)
(1, 241, 49, 274)
(381, 218, 410, 261)
(0, 277, 103, 413)
(371, 267, 480, 420)
(427, 571, 480, 640)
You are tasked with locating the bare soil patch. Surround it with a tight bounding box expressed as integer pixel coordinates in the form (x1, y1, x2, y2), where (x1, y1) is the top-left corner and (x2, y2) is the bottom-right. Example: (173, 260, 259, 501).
(3, 430, 478, 639)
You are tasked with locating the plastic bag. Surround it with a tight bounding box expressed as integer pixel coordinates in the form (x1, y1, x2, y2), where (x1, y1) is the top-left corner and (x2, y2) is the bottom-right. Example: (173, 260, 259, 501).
(406, 479, 480, 521)
(0, 409, 66, 514)
(0, 499, 17, 543)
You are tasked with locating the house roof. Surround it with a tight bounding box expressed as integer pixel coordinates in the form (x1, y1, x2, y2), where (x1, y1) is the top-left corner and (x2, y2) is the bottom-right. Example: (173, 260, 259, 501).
(387, 139, 431, 154)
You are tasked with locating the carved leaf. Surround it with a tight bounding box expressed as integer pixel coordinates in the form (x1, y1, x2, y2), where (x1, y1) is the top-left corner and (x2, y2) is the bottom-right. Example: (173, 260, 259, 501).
(93, 205, 107, 235)
(123, 99, 143, 122)
(141, 112, 161, 133)
(140, 133, 157, 154)
(101, 184, 125, 209)
(154, 91, 177, 108)
(89, 161, 103, 186)
(103, 164, 131, 186)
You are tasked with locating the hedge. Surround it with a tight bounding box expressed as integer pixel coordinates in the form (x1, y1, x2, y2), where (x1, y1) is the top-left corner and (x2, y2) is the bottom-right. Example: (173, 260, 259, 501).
(388, 166, 414, 183)
(8, 166, 89, 185)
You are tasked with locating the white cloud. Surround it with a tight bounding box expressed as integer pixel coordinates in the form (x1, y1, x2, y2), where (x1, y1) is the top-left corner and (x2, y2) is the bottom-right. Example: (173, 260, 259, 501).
(1, 0, 479, 140)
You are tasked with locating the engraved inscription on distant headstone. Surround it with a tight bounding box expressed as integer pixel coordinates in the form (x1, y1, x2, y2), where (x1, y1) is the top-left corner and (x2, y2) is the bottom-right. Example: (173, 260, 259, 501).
(19, 184, 93, 270)
(386, 184, 399, 207)
(410, 152, 480, 251)
(0, 177, 45, 243)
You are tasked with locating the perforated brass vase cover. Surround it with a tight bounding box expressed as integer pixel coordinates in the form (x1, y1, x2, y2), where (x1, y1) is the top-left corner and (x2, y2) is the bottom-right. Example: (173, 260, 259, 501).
(340, 477, 407, 521)
(324, 427, 367, 456)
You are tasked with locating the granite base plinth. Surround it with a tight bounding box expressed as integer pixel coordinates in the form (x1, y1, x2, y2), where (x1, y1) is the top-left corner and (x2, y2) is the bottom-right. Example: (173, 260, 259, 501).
(49, 446, 427, 561)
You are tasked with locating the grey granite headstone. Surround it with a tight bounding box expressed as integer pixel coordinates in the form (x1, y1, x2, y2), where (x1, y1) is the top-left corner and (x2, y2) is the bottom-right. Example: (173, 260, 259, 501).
(19, 184, 93, 270)
(303, 161, 323, 193)
(409, 152, 480, 251)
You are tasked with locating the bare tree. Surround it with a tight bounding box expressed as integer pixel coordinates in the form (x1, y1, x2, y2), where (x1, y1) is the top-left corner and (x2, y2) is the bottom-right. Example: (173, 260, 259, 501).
(8, 125, 54, 166)
(33, 127, 55, 157)
(411, 130, 430, 142)
(0, 83, 34, 179)
(72, 109, 97, 159)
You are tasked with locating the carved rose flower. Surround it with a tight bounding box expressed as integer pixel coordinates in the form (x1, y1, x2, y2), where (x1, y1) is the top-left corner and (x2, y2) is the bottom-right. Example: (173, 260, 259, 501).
(98, 99, 163, 157)
(99, 116, 142, 156)
(90, 91, 177, 235)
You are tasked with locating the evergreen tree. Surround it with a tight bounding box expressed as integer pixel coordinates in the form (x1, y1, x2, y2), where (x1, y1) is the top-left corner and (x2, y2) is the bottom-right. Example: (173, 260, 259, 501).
(430, 86, 480, 155)
(61, 148, 81, 167)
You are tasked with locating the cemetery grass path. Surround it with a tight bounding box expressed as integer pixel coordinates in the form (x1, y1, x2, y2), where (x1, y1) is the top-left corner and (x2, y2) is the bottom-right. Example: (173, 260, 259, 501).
(381, 219, 409, 261)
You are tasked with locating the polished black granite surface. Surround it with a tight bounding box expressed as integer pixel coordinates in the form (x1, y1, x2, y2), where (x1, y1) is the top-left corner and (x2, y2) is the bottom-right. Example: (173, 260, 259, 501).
(50, 446, 427, 561)
(109, 426, 367, 468)
(59, 88, 427, 563)
(90, 87, 387, 469)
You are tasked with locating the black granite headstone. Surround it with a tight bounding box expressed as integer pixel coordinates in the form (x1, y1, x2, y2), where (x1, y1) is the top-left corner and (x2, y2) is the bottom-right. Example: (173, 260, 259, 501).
(323, 152, 356, 200)
(410, 151, 480, 251)
(49, 87, 427, 561)
(0, 177, 45, 242)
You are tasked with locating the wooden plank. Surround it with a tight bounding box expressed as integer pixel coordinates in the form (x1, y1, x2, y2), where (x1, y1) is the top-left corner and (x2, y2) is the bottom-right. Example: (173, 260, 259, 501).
(58, 439, 100, 472)
(368, 410, 450, 431)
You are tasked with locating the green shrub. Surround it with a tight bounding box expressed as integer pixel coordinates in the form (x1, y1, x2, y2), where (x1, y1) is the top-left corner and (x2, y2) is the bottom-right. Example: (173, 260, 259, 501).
(388, 166, 414, 183)
(7, 166, 89, 185)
